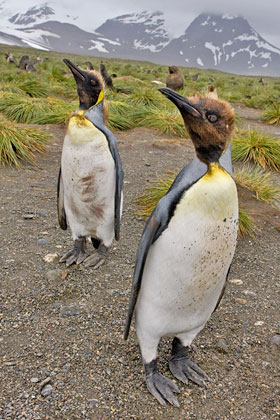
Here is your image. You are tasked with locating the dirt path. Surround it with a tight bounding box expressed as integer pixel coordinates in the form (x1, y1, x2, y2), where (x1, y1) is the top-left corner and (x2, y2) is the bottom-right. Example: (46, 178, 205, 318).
(0, 121, 279, 420)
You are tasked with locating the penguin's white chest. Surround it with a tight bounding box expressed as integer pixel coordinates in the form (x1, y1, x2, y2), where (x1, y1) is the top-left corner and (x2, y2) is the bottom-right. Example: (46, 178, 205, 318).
(136, 166, 238, 338)
(61, 116, 115, 243)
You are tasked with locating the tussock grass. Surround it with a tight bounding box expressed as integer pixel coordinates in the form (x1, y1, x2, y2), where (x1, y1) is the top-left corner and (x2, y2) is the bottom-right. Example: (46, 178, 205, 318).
(232, 129, 280, 172)
(0, 93, 74, 125)
(107, 100, 138, 130)
(262, 103, 280, 125)
(16, 79, 49, 98)
(135, 173, 257, 238)
(135, 174, 176, 217)
(134, 105, 186, 137)
(238, 206, 256, 239)
(0, 114, 49, 167)
(234, 165, 280, 204)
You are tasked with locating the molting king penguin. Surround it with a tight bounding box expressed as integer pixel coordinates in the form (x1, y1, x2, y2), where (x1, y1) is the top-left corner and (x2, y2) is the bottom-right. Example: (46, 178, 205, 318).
(57, 59, 123, 268)
(124, 88, 238, 407)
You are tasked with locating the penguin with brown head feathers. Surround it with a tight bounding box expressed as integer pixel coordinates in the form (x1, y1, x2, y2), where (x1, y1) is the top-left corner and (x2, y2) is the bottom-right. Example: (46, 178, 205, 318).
(57, 59, 123, 268)
(124, 88, 238, 407)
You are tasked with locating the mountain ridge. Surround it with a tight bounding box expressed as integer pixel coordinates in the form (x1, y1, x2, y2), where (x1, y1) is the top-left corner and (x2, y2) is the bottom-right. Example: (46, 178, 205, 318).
(0, 4, 279, 76)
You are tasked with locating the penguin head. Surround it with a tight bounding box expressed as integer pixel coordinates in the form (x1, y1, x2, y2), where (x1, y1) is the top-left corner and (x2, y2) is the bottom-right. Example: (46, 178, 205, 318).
(63, 58, 105, 110)
(168, 66, 179, 74)
(159, 88, 235, 164)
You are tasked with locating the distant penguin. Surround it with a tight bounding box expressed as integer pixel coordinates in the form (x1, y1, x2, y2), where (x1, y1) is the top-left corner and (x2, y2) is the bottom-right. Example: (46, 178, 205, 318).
(124, 88, 238, 407)
(58, 59, 123, 268)
(5, 52, 17, 65)
(85, 61, 94, 71)
(166, 66, 185, 91)
(206, 85, 218, 99)
(19, 55, 29, 70)
(100, 62, 114, 90)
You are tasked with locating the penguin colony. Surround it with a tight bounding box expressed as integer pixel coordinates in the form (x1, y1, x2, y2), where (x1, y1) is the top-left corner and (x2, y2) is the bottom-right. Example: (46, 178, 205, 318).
(58, 60, 238, 406)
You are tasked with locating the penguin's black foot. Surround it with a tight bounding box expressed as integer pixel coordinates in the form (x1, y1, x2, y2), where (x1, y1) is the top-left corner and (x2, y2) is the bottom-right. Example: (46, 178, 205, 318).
(169, 338, 209, 388)
(83, 244, 107, 268)
(60, 237, 87, 267)
(145, 359, 180, 407)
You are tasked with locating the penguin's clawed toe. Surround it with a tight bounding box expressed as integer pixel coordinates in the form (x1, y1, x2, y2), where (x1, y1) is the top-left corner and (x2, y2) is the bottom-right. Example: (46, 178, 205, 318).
(83, 244, 107, 268)
(60, 237, 87, 267)
(146, 371, 180, 407)
(83, 252, 105, 268)
(169, 356, 209, 388)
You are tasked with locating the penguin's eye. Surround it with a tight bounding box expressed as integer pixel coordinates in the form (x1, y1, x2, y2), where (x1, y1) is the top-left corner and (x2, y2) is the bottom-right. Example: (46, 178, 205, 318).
(90, 79, 97, 87)
(207, 113, 218, 123)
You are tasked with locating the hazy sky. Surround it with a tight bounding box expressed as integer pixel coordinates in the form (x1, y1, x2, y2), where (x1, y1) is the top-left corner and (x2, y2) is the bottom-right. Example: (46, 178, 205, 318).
(3, 0, 280, 47)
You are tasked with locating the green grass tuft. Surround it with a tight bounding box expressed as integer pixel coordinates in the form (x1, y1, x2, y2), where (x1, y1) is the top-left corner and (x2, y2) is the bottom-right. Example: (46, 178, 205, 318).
(234, 165, 280, 204)
(262, 103, 280, 125)
(0, 114, 49, 167)
(232, 129, 280, 172)
(238, 206, 256, 239)
(0, 93, 75, 125)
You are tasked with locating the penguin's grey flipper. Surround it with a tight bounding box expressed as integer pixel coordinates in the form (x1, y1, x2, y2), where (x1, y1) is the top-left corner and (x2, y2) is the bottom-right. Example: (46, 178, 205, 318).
(84, 103, 124, 241)
(145, 360, 180, 407)
(60, 237, 87, 267)
(57, 167, 67, 230)
(169, 338, 209, 388)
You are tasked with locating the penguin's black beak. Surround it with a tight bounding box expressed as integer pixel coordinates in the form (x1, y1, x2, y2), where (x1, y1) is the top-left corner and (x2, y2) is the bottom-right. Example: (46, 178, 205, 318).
(63, 58, 87, 82)
(158, 87, 202, 118)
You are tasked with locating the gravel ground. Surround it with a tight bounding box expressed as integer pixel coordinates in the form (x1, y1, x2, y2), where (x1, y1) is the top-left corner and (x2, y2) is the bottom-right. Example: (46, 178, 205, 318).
(0, 119, 280, 420)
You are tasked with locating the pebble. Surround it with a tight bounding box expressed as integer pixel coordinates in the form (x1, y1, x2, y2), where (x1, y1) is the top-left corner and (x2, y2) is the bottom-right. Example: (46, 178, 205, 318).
(88, 399, 99, 408)
(46, 269, 63, 282)
(43, 253, 58, 263)
(242, 290, 256, 296)
(39, 377, 51, 389)
(60, 305, 80, 317)
(269, 335, 280, 347)
(216, 338, 229, 353)
(41, 384, 53, 397)
(30, 377, 40, 383)
(23, 213, 34, 219)
(37, 211, 48, 217)
(229, 279, 243, 285)
(254, 321, 264, 326)
(37, 238, 48, 246)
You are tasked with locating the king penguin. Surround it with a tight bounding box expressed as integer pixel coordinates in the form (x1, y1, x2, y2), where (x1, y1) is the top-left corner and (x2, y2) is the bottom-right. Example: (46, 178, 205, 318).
(124, 88, 238, 407)
(57, 59, 123, 268)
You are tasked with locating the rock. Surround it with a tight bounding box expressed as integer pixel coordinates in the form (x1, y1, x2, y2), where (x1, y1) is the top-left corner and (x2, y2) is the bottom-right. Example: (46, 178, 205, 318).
(216, 338, 229, 353)
(60, 305, 80, 317)
(37, 211, 47, 216)
(41, 384, 53, 397)
(88, 399, 99, 408)
(242, 290, 257, 296)
(43, 253, 58, 263)
(30, 377, 39, 383)
(229, 279, 243, 285)
(37, 238, 48, 246)
(270, 335, 280, 347)
(39, 377, 51, 389)
(46, 269, 63, 282)
(254, 321, 264, 326)
(23, 213, 34, 219)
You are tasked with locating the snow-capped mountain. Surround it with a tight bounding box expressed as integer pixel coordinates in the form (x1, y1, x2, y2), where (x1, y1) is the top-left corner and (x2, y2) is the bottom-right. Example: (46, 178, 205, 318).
(162, 14, 280, 76)
(0, 3, 279, 76)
